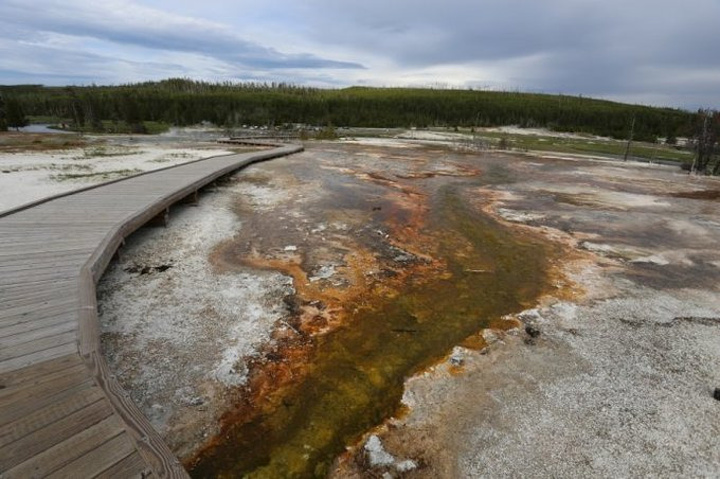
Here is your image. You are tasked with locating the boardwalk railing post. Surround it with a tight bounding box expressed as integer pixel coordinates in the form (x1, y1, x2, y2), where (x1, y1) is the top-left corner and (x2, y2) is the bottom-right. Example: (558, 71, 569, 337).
(147, 208, 170, 228)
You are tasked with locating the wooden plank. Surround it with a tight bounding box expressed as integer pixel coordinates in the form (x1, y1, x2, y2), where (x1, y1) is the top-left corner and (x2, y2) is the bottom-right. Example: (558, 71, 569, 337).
(0, 280, 77, 294)
(0, 377, 95, 430)
(0, 330, 77, 362)
(0, 264, 79, 278)
(0, 297, 76, 321)
(0, 222, 122, 230)
(0, 279, 76, 297)
(0, 237, 100, 247)
(0, 225, 101, 232)
(94, 451, 149, 479)
(0, 286, 78, 306)
(0, 258, 87, 273)
(0, 230, 101, 238)
(0, 313, 76, 339)
(0, 235, 102, 243)
(47, 431, 136, 479)
(1, 210, 133, 219)
(0, 223, 109, 230)
(0, 270, 79, 288)
(2, 416, 124, 479)
(0, 296, 77, 323)
(0, 244, 87, 253)
(0, 309, 76, 334)
(2, 206, 138, 215)
(0, 289, 77, 311)
(0, 270, 79, 287)
(0, 361, 88, 408)
(0, 386, 105, 448)
(0, 252, 89, 266)
(0, 342, 78, 375)
(0, 245, 96, 257)
(0, 354, 80, 388)
(0, 397, 113, 471)
(0, 321, 77, 350)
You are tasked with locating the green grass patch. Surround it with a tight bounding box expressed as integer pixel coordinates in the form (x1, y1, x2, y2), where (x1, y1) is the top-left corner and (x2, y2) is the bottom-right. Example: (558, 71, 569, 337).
(474, 131, 692, 162)
(0, 131, 86, 152)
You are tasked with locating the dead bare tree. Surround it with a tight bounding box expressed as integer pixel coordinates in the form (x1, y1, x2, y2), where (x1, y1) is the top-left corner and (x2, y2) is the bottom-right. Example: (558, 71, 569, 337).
(690, 109, 719, 175)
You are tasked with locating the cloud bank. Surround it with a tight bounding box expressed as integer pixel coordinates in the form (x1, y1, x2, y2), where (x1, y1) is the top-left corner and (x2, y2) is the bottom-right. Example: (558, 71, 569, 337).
(1, 0, 718, 108)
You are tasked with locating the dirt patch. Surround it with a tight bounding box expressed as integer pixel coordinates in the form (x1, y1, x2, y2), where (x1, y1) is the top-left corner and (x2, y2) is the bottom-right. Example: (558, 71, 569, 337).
(670, 189, 720, 200)
(0, 131, 85, 152)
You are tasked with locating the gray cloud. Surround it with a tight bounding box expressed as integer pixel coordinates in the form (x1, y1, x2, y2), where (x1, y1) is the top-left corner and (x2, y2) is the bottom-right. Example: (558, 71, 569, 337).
(291, 0, 720, 107)
(0, 0, 718, 108)
(0, 0, 363, 71)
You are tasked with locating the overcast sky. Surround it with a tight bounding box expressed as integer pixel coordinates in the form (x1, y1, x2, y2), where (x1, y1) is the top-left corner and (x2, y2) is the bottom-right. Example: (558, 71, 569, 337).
(1, 0, 718, 109)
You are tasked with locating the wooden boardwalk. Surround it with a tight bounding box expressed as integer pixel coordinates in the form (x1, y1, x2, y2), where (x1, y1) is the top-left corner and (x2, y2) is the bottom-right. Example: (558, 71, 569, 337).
(0, 144, 303, 478)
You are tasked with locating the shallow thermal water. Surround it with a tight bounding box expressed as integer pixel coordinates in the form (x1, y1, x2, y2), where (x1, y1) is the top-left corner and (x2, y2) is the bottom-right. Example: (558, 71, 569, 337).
(189, 144, 554, 477)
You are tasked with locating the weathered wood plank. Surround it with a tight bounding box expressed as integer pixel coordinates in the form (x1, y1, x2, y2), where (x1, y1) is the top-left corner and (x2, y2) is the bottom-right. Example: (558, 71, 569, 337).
(0, 311, 76, 335)
(0, 297, 77, 321)
(0, 245, 98, 256)
(0, 353, 80, 388)
(0, 396, 113, 471)
(0, 280, 76, 298)
(0, 321, 77, 350)
(0, 289, 77, 311)
(0, 342, 78, 375)
(0, 258, 87, 272)
(0, 330, 76, 363)
(2, 416, 125, 479)
(94, 451, 149, 479)
(0, 251, 90, 264)
(0, 313, 76, 339)
(0, 360, 87, 407)
(0, 235, 101, 245)
(47, 431, 136, 479)
(0, 386, 105, 448)
(0, 270, 80, 287)
(0, 377, 95, 429)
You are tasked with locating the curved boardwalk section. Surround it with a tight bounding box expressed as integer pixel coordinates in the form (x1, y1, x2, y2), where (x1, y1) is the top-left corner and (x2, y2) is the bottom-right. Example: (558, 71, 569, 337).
(0, 145, 302, 478)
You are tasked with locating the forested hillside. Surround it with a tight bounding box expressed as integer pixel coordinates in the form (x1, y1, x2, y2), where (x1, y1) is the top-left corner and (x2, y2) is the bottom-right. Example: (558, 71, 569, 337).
(0, 79, 694, 141)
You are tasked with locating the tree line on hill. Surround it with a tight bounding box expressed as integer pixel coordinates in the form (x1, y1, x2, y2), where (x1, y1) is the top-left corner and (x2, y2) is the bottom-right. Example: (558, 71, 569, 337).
(0, 79, 694, 139)
(0, 79, 718, 173)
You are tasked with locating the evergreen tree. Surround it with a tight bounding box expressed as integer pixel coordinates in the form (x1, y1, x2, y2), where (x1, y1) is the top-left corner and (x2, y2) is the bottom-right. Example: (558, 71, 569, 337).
(0, 95, 7, 131)
(5, 98, 28, 131)
(0, 81, 696, 140)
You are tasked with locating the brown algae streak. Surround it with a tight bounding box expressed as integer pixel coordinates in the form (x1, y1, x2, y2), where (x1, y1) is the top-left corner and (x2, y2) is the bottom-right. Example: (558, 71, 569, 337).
(191, 183, 551, 478)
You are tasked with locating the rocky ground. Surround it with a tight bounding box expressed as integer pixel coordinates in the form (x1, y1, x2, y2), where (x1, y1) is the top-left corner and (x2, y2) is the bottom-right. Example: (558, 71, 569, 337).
(87, 139, 720, 476)
(332, 153, 720, 478)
